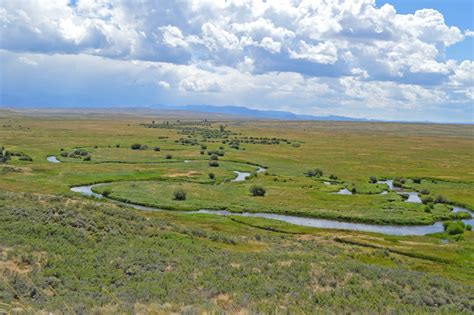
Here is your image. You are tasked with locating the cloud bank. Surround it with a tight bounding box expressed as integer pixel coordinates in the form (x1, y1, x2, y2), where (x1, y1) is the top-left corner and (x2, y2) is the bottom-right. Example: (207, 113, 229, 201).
(0, 0, 472, 121)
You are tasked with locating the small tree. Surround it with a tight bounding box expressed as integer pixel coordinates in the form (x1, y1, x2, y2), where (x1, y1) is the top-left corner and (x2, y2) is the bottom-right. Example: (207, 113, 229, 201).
(173, 189, 186, 201)
(250, 185, 266, 196)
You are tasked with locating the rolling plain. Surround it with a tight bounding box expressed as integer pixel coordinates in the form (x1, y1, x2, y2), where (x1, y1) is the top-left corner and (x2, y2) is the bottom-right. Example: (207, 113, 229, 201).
(0, 109, 473, 313)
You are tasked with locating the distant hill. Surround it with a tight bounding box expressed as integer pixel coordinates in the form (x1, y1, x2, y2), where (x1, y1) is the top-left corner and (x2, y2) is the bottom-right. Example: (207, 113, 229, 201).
(154, 105, 368, 121)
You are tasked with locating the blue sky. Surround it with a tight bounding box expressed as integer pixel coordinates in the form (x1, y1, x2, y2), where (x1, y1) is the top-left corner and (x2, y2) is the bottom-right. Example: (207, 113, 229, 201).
(0, 0, 472, 122)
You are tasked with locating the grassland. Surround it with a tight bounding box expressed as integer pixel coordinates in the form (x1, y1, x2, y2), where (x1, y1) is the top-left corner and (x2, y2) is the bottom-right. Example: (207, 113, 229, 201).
(0, 109, 473, 313)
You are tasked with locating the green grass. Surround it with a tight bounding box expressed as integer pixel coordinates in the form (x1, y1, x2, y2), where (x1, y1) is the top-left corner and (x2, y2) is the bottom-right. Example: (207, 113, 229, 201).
(1, 110, 474, 312)
(0, 191, 473, 313)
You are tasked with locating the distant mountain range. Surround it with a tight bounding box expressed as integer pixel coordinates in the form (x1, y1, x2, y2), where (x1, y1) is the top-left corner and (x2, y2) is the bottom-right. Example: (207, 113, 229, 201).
(153, 105, 369, 121)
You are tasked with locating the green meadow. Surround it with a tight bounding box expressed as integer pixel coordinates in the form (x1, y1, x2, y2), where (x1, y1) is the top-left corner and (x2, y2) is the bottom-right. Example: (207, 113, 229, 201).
(0, 109, 473, 313)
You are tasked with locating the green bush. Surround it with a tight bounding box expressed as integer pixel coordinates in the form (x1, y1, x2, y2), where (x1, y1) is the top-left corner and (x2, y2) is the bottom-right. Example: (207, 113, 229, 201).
(165, 154, 172, 159)
(131, 143, 141, 150)
(210, 154, 219, 160)
(420, 189, 430, 195)
(329, 174, 338, 180)
(102, 190, 111, 197)
(466, 224, 472, 231)
(173, 189, 186, 201)
(369, 176, 378, 183)
(412, 178, 421, 184)
(83, 156, 91, 161)
(434, 195, 448, 204)
(421, 196, 433, 204)
(208, 173, 215, 180)
(443, 221, 465, 235)
(208, 161, 219, 167)
(19, 155, 33, 161)
(306, 169, 323, 177)
(154, 147, 161, 151)
(250, 185, 266, 197)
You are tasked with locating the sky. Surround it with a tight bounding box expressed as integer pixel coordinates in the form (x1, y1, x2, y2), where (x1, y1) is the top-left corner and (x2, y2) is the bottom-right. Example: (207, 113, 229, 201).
(0, 0, 472, 122)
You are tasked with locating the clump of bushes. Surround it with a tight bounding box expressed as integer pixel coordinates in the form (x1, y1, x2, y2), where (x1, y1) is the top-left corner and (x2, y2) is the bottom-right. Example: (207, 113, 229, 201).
(131, 144, 142, 150)
(173, 189, 186, 201)
(392, 178, 405, 188)
(369, 176, 378, 184)
(0, 146, 11, 163)
(420, 189, 430, 195)
(102, 189, 111, 197)
(59, 148, 90, 160)
(208, 173, 215, 180)
(250, 185, 266, 196)
(434, 195, 448, 204)
(165, 154, 172, 159)
(83, 156, 91, 161)
(329, 174, 338, 180)
(208, 150, 225, 157)
(210, 154, 219, 161)
(18, 155, 33, 161)
(209, 161, 219, 167)
(421, 196, 434, 205)
(412, 178, 422, 184)
(443, 221, 467, 235)
(154, 147, 161, 151)
(306, 168, 323, 177)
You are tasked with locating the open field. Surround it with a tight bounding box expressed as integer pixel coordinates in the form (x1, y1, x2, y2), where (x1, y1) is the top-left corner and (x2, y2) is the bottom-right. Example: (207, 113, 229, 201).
(0, 109, 473, 313)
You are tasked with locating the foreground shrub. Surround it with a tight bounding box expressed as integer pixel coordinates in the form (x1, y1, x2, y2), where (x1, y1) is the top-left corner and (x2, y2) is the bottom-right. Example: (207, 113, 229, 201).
(173, 190, 186, 201)
(250, 185, 266, 196)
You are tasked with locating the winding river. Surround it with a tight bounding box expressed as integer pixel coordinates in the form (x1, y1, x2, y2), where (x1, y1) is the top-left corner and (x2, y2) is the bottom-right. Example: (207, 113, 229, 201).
(70, 170, 473, 236)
